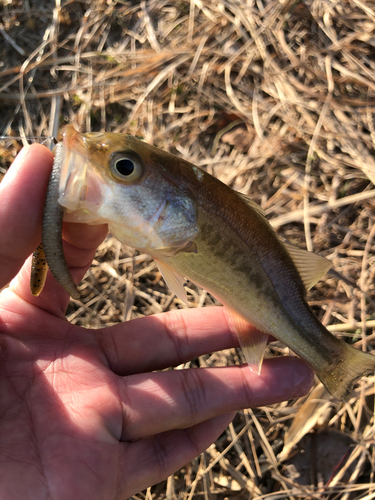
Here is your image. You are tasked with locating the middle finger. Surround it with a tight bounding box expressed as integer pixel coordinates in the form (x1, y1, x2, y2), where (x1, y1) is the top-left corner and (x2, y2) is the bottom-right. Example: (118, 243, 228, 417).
(97, 307, 243, 375)
(118, 357, 312, 441)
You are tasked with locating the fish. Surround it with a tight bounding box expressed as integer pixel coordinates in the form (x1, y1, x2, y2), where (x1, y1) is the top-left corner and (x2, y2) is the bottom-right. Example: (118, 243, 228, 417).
(31, 124, 375, 400)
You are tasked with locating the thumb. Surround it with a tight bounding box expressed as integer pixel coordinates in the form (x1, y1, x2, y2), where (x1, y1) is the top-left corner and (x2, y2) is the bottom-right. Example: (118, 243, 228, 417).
(0, 144, 54, 289)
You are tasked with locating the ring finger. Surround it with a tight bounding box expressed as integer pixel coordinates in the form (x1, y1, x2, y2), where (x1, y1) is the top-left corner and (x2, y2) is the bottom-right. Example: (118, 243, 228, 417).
(118, 357, 313, 441)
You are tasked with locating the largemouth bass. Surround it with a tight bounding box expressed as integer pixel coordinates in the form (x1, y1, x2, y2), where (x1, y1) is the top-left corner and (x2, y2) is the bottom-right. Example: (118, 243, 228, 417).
(31, 124, 375, 400)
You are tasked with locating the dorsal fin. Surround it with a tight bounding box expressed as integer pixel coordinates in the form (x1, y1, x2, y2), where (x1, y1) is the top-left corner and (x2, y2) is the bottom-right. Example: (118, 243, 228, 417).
(237, 191, 331, 291)
(284, 243, 332, 290)
(237, 192, 268, 220)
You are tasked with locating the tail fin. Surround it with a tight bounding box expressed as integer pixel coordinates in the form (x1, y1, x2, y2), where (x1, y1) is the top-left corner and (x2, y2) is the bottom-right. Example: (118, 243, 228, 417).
(317, 344, 375, 400)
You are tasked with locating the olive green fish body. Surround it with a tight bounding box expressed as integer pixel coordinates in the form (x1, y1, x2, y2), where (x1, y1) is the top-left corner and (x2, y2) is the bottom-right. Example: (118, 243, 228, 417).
(34, 125, 375, 400)
(160, 187, 349, 385)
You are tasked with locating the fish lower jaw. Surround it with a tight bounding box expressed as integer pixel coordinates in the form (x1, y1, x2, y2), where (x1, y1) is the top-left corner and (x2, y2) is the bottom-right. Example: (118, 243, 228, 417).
(106, 222, 167, 252)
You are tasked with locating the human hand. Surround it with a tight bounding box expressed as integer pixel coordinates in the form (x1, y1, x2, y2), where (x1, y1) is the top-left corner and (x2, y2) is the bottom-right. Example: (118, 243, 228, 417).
(0, 144, 313, 499)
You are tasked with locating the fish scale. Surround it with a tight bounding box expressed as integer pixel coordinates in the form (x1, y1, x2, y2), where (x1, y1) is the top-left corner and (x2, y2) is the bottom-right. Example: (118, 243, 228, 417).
(166, 217, 347, 392)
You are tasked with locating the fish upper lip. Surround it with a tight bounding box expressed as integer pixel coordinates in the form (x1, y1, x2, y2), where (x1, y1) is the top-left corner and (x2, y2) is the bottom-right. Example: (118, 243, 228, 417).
(59, 126, 90, 210)
(62, 125, 87, 158)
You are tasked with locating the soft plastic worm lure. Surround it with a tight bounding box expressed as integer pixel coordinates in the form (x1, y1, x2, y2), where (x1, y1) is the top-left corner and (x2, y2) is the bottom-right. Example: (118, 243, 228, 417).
(30, 143, 80, 299)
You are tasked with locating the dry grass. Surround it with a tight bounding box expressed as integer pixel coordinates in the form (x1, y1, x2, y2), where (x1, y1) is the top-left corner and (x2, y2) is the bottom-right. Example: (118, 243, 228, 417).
(1, 0, 375, 497)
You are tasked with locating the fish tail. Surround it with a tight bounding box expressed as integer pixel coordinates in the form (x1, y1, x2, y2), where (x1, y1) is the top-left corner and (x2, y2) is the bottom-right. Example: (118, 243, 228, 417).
(317, 344, 375, 400)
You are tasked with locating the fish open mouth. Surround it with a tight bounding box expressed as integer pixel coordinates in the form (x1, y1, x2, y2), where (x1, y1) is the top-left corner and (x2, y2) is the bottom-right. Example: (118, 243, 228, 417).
(58, 125, 89, 211)
(58, 125, 103, 221)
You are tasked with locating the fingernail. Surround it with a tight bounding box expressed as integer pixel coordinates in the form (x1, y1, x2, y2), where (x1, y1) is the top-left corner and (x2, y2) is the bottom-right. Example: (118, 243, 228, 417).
(15, 145, 31, 163)
(8, 146, 31, 173)
(1, 146, 30, 183)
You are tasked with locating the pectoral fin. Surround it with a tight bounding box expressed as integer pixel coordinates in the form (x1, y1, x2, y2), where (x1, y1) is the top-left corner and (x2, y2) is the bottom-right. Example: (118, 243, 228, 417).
(225, 309, 268, 374)
(284, 243, 332, 290)
(155, 258, 189, 305)
(156, 241, 197, 258)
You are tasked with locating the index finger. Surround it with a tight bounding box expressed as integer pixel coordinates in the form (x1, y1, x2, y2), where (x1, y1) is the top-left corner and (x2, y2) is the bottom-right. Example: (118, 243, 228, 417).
(97, 306, 270, 375)
(1, 145, 108, 317)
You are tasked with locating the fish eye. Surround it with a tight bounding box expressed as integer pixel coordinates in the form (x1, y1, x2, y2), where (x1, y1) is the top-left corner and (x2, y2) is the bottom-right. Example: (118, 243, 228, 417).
(110, 152, 144, 183)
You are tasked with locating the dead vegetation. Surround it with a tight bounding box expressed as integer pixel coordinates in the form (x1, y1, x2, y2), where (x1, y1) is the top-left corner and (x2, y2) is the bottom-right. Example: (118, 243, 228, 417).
(1, 0, 375, 497)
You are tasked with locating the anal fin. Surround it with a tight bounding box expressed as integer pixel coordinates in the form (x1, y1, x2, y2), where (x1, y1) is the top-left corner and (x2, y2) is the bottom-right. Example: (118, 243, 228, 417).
(225, 309, 268, 374)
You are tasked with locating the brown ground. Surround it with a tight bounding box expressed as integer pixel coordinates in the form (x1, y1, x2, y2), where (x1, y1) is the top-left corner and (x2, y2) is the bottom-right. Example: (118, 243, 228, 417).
(1, 0, 375, 498)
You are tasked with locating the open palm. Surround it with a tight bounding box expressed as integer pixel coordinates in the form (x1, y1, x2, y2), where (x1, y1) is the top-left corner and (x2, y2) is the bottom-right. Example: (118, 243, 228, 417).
(0, 144, 313, 499)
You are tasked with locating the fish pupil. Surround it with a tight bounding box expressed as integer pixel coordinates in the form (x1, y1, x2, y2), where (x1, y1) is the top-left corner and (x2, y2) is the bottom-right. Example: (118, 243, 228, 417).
(115, 158, 135, 176)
